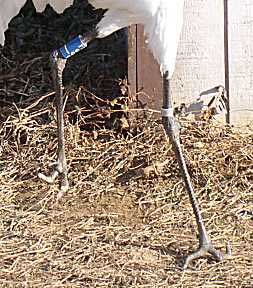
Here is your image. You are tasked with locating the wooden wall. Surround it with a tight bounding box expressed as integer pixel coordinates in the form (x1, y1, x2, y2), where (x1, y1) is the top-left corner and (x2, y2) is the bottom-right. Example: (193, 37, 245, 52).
(128, 0, 253, 126)
(228, 0, 253, 125)
(171, 0, 225, 108)
(128, 25, 163, 115)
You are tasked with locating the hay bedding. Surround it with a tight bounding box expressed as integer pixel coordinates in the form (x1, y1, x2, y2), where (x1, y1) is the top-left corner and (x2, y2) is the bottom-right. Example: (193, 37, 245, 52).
(0, 1, 253, 287)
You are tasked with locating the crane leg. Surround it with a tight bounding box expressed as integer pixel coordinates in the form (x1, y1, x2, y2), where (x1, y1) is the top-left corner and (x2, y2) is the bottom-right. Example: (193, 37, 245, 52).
(162, 71, 224, 269)
(38, 33, 96, 199)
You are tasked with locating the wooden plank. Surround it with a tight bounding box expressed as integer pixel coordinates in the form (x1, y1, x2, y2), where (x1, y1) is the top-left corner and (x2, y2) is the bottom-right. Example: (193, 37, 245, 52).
(128, 1, 225, 119)
(128, 1, 253, 125)
(228, 0, 253, 125)
(135, 25, 163, 113)
(128, 25, 137, 100)
(171, 0, 225, 110)
(224, 0, 230, 123)
(128, 25, 163, 117)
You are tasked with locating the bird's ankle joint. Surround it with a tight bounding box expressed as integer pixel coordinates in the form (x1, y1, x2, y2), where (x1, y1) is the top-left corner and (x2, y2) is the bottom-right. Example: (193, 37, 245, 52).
(55, 163, 67, 175)
(50, 50, 66, 71)
(199, 236, 212, 248)
(162, 116, 180, 135)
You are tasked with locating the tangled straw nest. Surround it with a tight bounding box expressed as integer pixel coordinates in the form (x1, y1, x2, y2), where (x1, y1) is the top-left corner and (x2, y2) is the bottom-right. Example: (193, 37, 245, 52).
(0, 87, 252, 287)
(0, 1, 253, 286)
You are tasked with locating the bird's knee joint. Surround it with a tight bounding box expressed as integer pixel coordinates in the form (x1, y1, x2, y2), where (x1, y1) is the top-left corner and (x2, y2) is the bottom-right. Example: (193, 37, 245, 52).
(55, 161, 67, 175)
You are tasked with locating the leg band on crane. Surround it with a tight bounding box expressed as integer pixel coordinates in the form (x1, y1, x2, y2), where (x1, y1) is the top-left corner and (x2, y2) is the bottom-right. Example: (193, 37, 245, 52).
(161, 108, 174, 117)
(57, 35, 88, 59)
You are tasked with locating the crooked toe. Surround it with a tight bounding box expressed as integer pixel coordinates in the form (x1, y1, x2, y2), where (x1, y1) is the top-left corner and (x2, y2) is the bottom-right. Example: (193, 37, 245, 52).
(183, 246, 224, 269)
(38, 170, 59, 184)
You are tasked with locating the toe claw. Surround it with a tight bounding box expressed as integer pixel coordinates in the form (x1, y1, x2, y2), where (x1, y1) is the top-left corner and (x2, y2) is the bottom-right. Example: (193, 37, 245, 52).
(183, 244, 225, 269)
(39, 169, 69, 199)
(56, 177, 69, 201)
(56, 184, 69, 201)
(38, 170, 58, 184)
(209, 246, 224, 262)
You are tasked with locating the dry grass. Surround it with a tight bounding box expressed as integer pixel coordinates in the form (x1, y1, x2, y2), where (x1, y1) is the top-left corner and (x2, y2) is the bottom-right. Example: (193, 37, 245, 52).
(0, 88, 253, 287)
(0, 2, 253, 286)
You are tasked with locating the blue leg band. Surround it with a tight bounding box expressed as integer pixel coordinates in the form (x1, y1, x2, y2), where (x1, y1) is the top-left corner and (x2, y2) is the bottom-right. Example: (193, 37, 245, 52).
(58, 35, 88, 59)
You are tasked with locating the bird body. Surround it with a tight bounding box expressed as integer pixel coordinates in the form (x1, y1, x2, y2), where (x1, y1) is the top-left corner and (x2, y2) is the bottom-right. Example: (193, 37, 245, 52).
(96, 0, 184, 77)
(0, 0, 225, 268)
(0, 0, 184, 77)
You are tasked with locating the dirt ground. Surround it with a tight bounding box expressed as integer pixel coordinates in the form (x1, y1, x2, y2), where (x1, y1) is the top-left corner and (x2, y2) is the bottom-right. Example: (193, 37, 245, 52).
(0, 1, 253, 287)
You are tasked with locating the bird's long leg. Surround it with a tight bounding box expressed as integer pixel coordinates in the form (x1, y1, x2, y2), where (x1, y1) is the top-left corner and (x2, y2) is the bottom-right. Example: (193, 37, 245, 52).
(162, 71, 224, 269)
(38, 32, 96, 198)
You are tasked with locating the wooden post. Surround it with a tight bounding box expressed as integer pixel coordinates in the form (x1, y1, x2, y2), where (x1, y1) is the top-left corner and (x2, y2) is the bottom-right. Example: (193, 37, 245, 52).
(224, 0, 230, 123)
(128, 25, 163, 117)
(128, 25, 137, 101)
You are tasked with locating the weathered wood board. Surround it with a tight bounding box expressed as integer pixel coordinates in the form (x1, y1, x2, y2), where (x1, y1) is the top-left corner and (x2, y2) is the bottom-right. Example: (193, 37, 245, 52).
(228, 0, 253, 125)
(128, 0, 253, 126)
(128, 25, 163, 115)
(171, 0, 225, 110)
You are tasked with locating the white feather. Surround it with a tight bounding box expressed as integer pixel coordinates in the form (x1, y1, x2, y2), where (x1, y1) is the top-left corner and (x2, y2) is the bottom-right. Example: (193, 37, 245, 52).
(0, 0, 26, 45)
(30, 0, 73, 13)
(0, 0, 184, 78)
(96, 0, 184, 77)
(0, 0, 73, 45)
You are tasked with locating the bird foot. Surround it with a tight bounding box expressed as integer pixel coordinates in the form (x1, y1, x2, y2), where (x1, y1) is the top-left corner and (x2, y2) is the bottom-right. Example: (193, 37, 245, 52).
(38, 164, 69, 199)
(38, 170, 58, 184)
(183, 242, 224, 269)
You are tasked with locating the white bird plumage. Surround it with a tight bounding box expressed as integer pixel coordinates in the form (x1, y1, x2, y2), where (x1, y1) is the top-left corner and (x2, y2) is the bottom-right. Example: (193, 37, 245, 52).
(0, 0, 226, 269)
(0, 0, 184, 77)
(0, 0, 71, 44)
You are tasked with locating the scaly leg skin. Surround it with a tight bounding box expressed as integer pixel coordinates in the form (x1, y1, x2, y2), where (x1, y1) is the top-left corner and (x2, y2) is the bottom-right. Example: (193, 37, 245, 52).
(38, 53, 68, 199)
(162, 71, 224, 269)
(38, 34, 96, 199)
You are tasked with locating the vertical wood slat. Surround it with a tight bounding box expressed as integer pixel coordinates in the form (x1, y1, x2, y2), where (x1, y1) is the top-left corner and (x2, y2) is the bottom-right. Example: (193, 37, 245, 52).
(135, 25, 163, 112)
(128, 25, 162, 116)
(228, 0, 253, 125)
(128, 0, 225, 118)
(223, 0, 230, 124)
(171, 0, 225, 108)
(128, 25, 137, 100)
(128, 0, 253, 125)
